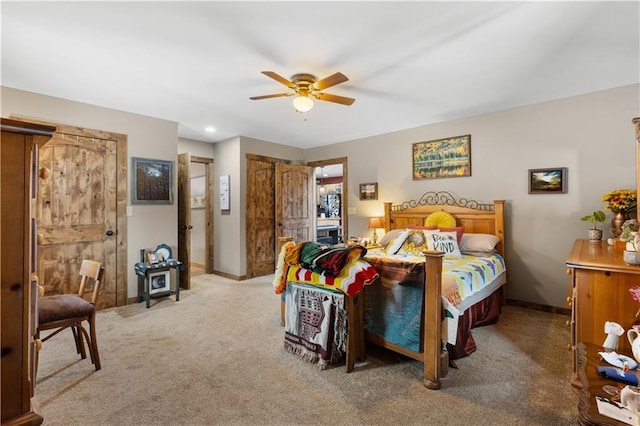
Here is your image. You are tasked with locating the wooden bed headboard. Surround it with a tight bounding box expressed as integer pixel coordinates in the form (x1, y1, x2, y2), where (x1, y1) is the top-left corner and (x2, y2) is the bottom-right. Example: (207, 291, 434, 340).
(383, 191, 505, 258)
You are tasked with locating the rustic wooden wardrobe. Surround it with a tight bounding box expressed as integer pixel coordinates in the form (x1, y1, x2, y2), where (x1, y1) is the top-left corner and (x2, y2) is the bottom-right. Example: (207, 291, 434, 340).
(1, 118, 55, 425)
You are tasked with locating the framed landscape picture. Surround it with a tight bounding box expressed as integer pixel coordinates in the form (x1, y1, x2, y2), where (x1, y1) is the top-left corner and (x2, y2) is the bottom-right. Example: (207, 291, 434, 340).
(412, 135, 471, 180)
(359, 182, 378, 200)
(131, 157, 173, 205)
(528, 167, 568, 194)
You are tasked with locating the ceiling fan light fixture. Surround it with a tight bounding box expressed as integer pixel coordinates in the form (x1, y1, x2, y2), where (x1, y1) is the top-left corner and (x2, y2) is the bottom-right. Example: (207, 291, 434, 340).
(293, 95, 314, 113)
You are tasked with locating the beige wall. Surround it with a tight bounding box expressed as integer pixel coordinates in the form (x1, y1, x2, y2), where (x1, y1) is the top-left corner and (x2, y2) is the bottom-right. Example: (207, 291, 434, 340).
(305, 84, 640, 308)
(4, 84, 639, 309)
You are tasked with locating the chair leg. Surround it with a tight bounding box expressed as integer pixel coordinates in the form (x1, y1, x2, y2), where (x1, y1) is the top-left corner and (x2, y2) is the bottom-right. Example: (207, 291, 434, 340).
(72, 325, 87, 359)
(87, 313, 101, 370)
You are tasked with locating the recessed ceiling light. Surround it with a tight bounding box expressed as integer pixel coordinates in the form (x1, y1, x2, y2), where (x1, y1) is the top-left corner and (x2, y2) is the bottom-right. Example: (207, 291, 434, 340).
(205, 127, 216, 133)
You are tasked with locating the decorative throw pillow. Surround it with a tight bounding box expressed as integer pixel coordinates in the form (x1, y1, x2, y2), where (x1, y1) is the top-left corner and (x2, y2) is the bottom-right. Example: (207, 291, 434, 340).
(397, 230, 438, 256)
(379, 228, 403, 247)
(439, 226, 464, 243)
(385, 230, 409, 255)
(426, 231, 462, 258)
(459, 233, 500, 253)
(425, 211, 457, 228)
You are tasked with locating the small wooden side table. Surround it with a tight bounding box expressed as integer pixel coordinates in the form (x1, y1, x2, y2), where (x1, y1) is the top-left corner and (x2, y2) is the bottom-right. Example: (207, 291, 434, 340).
(574, 342, 638, 425)
(134, 260, 184, 308)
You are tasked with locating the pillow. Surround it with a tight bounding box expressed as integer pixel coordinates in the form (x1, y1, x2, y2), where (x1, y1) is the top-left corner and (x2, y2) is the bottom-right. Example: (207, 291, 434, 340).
(439, 226, 464, 243)
(406, 225, 438, 231)
(397, 230, 438, 256)
(425, 211, 457, 228)
(459, 233, 500, 253)
(426, 231, 462, 258)
(379, 228, 403, 247)
(385, 230, 409, 255)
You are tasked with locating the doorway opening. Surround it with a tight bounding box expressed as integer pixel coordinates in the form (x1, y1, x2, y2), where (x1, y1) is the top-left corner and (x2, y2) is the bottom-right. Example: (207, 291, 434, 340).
(308, 157, 348, 245)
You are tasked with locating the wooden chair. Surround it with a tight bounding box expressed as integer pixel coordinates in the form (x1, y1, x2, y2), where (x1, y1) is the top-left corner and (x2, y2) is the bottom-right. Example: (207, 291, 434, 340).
(37, 259, 105, 372)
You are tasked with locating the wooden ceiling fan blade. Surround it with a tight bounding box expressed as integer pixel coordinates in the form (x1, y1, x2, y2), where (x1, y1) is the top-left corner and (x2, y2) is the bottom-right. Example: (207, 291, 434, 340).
(261, 71, 296, 89)
(250, 93, 293, 100)
(313, 72, 348, 91)
(314, 92, 355, 106)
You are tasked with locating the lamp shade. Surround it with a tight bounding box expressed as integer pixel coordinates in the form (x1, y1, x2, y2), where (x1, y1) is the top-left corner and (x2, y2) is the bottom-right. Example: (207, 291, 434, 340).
(293, 95, 313, 112)
(368, 217, 384, 229)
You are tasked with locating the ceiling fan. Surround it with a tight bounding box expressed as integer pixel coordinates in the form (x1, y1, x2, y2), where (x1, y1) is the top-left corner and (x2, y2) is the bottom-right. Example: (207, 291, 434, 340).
(250, 71, 355, 113)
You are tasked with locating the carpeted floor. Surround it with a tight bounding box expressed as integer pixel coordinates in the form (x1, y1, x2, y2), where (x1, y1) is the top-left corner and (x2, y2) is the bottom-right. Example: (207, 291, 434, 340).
(35, 273, 577, 425)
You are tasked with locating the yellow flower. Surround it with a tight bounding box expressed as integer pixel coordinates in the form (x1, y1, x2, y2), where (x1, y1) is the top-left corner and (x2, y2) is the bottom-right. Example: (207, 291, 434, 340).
(602, 189, 637, 213)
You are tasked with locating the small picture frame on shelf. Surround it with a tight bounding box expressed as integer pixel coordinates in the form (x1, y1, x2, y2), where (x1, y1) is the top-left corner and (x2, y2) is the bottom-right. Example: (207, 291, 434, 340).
(146, 251, 159, 265)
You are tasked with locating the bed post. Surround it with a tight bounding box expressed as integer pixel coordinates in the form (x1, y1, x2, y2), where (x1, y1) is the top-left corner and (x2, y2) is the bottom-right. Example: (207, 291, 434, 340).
(383, 202, 392, 232)
(423, 249, 444, 390)
(493, 200, 505, 259)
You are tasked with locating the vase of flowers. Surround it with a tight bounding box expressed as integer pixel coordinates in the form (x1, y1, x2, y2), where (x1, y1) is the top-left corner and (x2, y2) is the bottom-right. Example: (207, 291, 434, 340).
(602, 189, 637, 237)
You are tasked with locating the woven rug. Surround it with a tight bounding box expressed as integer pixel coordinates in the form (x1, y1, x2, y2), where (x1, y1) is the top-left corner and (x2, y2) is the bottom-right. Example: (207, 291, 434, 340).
(284, 283, 346, 369)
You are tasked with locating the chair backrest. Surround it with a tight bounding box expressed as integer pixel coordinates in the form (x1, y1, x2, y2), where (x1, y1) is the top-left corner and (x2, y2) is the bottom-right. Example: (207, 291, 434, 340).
(77, 259, 105, 304)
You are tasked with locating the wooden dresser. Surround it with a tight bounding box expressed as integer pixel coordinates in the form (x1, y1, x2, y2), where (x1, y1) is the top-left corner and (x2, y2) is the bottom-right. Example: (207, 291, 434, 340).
(1, 118, 54, 425)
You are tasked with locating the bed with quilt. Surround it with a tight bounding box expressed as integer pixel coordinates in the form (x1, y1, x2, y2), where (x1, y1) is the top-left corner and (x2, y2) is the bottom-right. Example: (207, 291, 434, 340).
(362, 191, 507, 389)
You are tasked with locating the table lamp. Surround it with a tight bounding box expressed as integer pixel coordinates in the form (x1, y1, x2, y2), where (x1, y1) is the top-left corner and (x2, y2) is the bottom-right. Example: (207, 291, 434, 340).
(368, 217, 384, 245)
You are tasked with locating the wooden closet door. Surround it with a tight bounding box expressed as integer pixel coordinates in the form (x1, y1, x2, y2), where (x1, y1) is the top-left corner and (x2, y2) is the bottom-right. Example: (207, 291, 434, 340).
(36, 134, 118, 309)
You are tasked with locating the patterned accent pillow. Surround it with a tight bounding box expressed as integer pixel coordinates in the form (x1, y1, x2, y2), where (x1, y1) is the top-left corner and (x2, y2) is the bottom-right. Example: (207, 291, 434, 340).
(397, 230, 439, 256)
(379, 228, 404, 247)
(385, 230, 409, 255)
(425, 211, 457, 228)
(426, 231, 462, 258)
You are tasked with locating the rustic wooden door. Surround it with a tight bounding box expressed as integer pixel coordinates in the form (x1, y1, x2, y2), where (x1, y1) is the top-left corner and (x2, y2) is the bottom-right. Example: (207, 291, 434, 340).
(246, 156, 277, 278)
(275, 163, 315, 251)
(36, 132, 120, 309)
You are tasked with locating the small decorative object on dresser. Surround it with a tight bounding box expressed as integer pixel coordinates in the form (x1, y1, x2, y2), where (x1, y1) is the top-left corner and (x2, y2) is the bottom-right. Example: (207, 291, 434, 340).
(581, 210, 606, 241)
(621, 220, 640, 265)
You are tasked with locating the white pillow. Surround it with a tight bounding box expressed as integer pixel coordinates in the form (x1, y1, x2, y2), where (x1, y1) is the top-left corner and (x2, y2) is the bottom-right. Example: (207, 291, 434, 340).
(379, 228, 403, 247)
(426, 231, 462, 258)
(459, 233, 500, 253)
(385, 230, 409, 255)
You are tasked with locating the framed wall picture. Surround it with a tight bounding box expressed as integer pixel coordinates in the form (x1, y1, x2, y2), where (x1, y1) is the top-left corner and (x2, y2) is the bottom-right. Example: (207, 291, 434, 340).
(191, 175, 206, 209)
(528, 167, 568, 194)
(149, 270, 170, 295)
(131, 157, 173, 205)
(220, 175, 230, 210)
(412, 135, 471, 180)
(359, 182, 378, 200)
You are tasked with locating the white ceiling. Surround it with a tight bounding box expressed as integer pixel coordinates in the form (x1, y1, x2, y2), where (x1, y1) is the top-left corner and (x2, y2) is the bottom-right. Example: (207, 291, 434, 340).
(2, 1, 638, 149)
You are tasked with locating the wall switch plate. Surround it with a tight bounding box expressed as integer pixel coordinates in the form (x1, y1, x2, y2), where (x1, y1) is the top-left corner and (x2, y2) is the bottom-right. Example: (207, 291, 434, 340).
(348, 207, 356, 215)
(126, 206, 133, 216)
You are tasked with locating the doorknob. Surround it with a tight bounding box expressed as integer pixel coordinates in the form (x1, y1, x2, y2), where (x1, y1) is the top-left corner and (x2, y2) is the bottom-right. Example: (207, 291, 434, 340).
(181, 225, 194, 230)
(277, 223, 283, 227)
(106, 230, 114, 236)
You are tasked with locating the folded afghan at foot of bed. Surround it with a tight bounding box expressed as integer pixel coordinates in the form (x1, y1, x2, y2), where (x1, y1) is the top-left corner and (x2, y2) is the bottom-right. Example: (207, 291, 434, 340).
(284, 283, 346, 369)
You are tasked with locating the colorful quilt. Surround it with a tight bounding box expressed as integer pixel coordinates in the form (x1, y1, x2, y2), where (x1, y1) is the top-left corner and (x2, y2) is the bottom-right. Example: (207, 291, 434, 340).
(362, 253, 505, 352)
